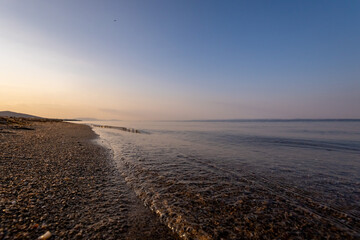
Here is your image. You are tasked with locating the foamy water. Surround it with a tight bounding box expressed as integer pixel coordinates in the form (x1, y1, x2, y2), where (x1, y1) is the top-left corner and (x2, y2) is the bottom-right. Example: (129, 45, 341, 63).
(88, 120, 360, 239)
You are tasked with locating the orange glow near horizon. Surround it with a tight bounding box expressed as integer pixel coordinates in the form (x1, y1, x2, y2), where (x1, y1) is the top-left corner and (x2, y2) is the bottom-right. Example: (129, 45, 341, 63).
(1, 1, 359, 120)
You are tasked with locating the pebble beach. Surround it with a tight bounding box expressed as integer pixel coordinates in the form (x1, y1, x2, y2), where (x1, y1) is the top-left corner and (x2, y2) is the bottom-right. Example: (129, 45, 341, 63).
(0, 118, 177, 239)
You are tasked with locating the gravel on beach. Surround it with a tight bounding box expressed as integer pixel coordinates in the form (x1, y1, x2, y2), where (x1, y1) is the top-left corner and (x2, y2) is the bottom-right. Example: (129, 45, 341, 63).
(0, 118, 177, 239)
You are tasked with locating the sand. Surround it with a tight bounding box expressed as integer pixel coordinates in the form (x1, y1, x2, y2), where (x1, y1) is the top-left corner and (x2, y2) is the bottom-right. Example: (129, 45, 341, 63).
(0, 118, 177, 239)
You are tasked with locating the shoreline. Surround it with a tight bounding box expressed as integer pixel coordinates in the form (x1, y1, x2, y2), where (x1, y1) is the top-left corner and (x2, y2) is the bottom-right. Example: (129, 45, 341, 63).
(0, 118, 177, 239)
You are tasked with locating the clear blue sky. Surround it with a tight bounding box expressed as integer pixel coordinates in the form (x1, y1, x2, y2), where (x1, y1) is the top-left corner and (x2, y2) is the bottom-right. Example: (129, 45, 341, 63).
(1, 0, 359, 119)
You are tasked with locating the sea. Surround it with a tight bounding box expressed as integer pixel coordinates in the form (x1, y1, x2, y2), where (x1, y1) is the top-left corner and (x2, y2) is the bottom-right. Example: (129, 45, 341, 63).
(84, 119, 360, 239)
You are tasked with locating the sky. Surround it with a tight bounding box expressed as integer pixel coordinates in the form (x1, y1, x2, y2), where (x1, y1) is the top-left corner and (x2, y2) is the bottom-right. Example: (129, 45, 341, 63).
(0, 0, 359, 120)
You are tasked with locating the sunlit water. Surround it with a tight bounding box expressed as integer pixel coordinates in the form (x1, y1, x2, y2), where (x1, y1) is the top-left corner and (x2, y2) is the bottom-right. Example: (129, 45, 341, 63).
(85, 120, 360, 239)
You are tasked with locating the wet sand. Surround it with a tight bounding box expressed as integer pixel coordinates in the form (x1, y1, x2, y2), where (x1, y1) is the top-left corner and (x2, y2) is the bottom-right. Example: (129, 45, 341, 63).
(0, 118, 177, 239)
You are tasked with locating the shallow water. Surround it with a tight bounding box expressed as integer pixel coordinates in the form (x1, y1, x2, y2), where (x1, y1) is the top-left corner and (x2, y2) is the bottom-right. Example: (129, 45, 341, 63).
(88, 120, 360, 239)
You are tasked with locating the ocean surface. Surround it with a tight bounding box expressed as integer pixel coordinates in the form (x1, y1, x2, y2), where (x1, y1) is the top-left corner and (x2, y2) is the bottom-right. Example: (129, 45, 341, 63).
(86, 120, 360, 239)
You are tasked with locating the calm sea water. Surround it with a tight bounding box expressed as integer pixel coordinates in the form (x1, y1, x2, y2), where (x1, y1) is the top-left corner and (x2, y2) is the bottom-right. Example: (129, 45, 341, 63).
(87, 120, 360, 239)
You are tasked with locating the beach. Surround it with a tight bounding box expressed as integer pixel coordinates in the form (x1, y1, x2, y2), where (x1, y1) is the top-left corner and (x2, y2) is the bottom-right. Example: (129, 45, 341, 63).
(2, 1, 359, 239)
(0, 118, 177, 239)
(1, 118, 360, 239)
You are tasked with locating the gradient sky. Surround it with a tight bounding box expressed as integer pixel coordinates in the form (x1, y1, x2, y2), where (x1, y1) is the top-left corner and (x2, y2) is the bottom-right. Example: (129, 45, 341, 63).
(1, 0, 359, 120)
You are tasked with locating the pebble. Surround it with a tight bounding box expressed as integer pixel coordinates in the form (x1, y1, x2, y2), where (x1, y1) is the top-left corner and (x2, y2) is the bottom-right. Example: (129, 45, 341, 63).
(37, 231, 51, 240)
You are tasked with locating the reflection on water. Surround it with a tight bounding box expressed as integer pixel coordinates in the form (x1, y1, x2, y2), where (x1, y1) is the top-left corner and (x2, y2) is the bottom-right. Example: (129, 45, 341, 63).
(88, 120, 360, 239)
